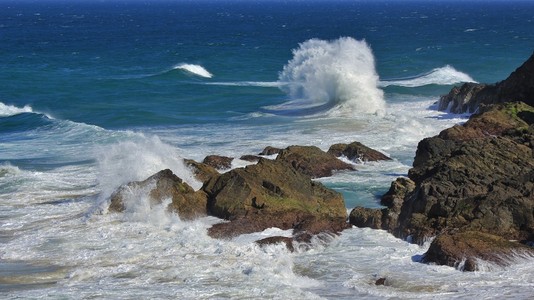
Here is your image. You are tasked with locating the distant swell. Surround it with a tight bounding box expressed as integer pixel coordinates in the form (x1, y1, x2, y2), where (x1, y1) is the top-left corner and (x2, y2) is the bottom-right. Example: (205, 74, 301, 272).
(272, 37, 385, 116)
(380, 65, 477, 88)
(0, 102, 34, 117)
(173, 63, 213, 78)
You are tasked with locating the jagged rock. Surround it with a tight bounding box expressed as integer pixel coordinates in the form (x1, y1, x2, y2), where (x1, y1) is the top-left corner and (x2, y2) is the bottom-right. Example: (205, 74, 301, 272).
(202, 158, 347, 238)
(184, 159, 220, 184)
(350, 102, 534, 247)
(259, 146, 282, 156)
(202, 155, 233, 170)
(108, 169, 207, 220)
(422, 231, 534, 271)
(439, 52, 534, 113)
(275, 145, 355, 178)
(327, 141, 391, 162)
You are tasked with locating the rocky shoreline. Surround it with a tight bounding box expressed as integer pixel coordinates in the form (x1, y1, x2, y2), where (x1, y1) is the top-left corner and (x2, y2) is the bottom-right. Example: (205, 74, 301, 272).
(108, 54, 534, 272)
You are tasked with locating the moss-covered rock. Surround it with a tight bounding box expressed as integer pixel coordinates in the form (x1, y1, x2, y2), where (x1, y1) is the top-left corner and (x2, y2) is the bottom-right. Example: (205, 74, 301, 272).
(327, 141, 391, 162)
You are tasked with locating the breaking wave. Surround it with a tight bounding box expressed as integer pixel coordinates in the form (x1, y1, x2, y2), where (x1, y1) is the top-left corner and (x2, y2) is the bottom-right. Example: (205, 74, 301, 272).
(0, 102, 35, 117)
(173, 63, 213, 78)
(272, 37, 386, 117)
(380, 65, 476, 88)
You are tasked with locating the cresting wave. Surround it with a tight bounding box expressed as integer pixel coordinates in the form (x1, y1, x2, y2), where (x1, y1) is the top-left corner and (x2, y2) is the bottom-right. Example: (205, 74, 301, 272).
(275, 37, 386, 117)
(379, 65, 477, 87)
(173, 63, 213, 78)
(0, 102, 34, 117)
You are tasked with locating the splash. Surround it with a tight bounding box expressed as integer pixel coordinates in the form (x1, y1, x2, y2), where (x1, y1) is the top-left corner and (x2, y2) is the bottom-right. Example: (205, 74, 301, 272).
(94, 135, 201, 212)
(0, 102, 34, 117)
(173, 63, 213, 78)
(380, 65, 476, 87)
(276, 37, 385, 116)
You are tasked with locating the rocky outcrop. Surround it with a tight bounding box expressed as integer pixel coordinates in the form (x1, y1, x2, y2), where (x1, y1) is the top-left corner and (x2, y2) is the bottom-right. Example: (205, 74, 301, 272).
(422, 231, 534, 271)
(439, 52, 534, 113)
(349, 102, 534, 269)
(275, 145, 355, 178)
(184, 159, 220, 184)
(202, 155, 233, 170)
(109, 169, 207, 220)
(202, 158, 348, 238)
(328, 141, 391, 162)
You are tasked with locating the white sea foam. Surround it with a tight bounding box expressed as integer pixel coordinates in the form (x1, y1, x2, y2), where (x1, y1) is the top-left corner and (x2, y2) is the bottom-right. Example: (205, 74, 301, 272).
(275, 37, 386, 116)
(0, 101, 34, 117)
(380, 65, 477, 87)
(205, 81, 282, 87)
(173, 63, 213, 78)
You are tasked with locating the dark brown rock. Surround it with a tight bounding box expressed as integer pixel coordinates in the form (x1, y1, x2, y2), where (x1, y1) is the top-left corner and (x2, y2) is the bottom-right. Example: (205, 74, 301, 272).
(276, 145, 355, 178)
(350, 102, 534, 247)
(184, 159, 220, 184)
(202, 158, 347, 238)
(256, 236, 295, 252)
(422, 231, 534, 271)
(239, 155, 261, 163)
(202, 155, 233, 170)
(375, 278, 387, 286)
(109, 169, 207, 220)
(259, 146, 282, 156)
(328, 141, 391, 162)
(439, 52, 534, 113)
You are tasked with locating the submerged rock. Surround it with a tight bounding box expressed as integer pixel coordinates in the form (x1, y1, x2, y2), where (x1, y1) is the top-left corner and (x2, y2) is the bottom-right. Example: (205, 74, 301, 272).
(439, 52, 534, 113)
(327, 141, 391, 162)
(422, 231, 534, 271)
(275, 145, 355, 178)
(108, 169, 207, 220)
(202, 158, 348, 238)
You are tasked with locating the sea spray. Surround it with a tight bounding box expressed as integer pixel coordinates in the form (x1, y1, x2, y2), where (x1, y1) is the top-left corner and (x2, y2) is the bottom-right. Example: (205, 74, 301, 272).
(277, 37, 385, 116)
(94, 135, 201, 212)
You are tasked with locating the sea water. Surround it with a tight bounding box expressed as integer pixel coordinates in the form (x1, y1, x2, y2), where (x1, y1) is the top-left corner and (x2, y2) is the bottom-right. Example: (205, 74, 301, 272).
(1, 0, 534, 298)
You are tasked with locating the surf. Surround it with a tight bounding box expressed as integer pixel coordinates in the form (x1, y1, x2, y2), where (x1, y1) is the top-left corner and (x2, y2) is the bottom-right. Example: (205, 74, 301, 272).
(173, 63, 213, 78)
(380, 65, 477, 88)
(271, 37, 386, 117)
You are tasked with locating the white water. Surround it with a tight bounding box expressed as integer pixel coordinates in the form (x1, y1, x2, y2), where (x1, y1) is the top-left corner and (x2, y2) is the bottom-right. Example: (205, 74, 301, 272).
(380, 65, 477, 87)
(174, 63, 213, 78)
(276, 37, 386, 116)
(0, 102, 34, 117)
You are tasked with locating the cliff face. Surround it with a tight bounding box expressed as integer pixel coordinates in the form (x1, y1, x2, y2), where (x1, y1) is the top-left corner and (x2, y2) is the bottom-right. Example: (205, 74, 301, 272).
(439, 52, 534, 113)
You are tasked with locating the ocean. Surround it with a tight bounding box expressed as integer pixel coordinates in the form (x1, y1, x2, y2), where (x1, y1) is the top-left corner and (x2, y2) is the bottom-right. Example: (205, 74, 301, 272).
(1, 0, 533, 298)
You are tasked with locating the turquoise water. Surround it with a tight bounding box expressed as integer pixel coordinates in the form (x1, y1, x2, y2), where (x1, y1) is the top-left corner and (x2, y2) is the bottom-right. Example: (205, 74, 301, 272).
(1, 1, 534, 298)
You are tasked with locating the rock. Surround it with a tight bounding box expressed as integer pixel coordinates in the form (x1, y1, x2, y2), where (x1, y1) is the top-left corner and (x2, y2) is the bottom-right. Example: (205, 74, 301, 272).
(439, 52, 534, 113)
(350, 102, 534, 246)
(109, 169, 207, 220)
(328, 141, 391, 162)
(184, 159, 220, 184)
(202, 155, 234, 170)
(239, 155, 261, 163)
(276, 145, 355, 178)
(375, 277, 387, 286)
(255, 236, 295, 252)
(259, 146, 282, 156)
(202, 158, 347, 238)
(422, 231, 534, 271)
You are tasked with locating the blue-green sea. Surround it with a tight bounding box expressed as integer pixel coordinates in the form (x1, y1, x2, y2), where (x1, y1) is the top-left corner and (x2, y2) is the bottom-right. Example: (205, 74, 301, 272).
(1, 1, 533, 298)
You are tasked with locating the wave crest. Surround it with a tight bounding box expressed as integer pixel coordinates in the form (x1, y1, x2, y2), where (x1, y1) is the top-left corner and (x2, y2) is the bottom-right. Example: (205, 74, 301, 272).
(380, 65, 476, 88)
(276, 37, 385, 116)
(173, 63, 213, 78)
(0, 102, 34, 117)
